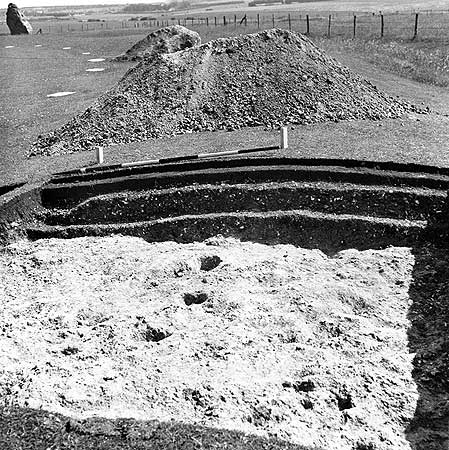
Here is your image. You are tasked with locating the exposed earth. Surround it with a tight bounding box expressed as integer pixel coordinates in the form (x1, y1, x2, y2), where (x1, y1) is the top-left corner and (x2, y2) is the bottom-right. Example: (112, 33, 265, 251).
(2, 234, 446, 450)
(31, 29, 423, 156)
(112, 25, 201, 62)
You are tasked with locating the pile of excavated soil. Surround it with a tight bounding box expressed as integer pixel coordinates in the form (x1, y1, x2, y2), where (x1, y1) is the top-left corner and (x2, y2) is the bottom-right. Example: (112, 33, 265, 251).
(31, 29, 421, 156)
(112, 25, 201, 62)
(0, 235, 430, 449)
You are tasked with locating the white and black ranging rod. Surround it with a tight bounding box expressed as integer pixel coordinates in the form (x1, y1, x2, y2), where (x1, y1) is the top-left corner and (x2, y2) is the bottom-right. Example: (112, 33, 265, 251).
(79, 127, 289, 174)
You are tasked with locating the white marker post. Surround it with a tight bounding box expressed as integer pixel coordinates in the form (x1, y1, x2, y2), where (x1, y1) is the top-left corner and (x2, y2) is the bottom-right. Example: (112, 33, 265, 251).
(96, 146, 104, 164)
(280, 126, 288, 149)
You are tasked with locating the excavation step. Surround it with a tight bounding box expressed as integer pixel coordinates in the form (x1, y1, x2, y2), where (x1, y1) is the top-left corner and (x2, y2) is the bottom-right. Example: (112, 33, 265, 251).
(44, 182, 446, 226)
(51, 157, 449, 184)
(28, 209, 427, 254)
(41, 165, 449, 209)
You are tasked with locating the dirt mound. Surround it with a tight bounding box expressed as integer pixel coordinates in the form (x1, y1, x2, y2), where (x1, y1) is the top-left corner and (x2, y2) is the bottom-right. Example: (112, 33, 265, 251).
(0, 236, 419, 449)
(31, 29, 420, 156)
(112, 25, 201, 62)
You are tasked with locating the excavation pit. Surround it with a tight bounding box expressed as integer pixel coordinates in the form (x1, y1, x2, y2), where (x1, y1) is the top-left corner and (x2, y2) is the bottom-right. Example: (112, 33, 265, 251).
(0, 157, 448, 450)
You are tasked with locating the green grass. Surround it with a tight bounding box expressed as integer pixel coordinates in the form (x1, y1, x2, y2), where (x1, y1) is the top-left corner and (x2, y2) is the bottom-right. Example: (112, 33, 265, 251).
(0, 406, 321, 450)
(316, 37, 449, 87)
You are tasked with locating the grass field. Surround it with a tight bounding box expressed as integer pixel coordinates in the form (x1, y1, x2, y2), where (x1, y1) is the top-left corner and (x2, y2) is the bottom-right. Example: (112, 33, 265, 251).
(1, 3, 449, 185)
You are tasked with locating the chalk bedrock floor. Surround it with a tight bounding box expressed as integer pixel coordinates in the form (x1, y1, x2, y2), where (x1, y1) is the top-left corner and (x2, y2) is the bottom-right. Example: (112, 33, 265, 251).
(0, 235, 418, 450)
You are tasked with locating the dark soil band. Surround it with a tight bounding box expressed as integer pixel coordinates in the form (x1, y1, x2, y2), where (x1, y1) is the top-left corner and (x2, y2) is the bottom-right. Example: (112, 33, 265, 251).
(45, 182, 446, 226)
(28, 209, 426, 255)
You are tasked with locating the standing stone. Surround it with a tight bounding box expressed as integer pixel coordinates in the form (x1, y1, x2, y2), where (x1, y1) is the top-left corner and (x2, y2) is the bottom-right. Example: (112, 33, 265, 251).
(6, 3, 32, 35)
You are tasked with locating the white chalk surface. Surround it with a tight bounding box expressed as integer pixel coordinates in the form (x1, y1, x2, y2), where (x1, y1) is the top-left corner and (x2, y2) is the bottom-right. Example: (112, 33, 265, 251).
(82, 52, 91, 55)
(86, 68, 105, 72)
(35, 44, 42, 47)
(62, 47, 71, 50)
(88, 58, 105, 62)
(47, 92, 76, 98)
(4, 46, 14, 48)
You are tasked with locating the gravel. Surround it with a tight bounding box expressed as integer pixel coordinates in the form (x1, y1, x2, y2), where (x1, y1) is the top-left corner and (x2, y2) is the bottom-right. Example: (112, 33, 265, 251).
(112, 25, 201, 62)
(31, 29, 422, 157)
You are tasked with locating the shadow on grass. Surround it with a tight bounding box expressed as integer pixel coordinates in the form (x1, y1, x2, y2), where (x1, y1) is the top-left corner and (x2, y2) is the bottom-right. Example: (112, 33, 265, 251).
(406, 243, 449, 450)
(0, 406, 322, 450)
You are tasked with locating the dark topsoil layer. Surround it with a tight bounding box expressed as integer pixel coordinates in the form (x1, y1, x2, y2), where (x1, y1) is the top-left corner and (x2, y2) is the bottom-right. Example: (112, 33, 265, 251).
(31, 29, 421, 157)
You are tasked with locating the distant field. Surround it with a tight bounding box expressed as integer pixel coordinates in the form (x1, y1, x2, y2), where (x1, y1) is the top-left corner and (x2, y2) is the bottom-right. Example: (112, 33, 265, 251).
(1, 9, 449, 43)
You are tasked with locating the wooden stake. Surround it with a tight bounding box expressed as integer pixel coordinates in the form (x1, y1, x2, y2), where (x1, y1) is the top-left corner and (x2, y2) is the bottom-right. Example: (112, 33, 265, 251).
(280, 127, 288, 149)
(413, 13, 419, 39)
(96, 147, 104, 165)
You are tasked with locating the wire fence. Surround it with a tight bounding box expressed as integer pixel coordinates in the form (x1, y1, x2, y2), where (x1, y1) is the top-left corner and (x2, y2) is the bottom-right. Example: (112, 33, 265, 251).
(1, 10, 449, 41)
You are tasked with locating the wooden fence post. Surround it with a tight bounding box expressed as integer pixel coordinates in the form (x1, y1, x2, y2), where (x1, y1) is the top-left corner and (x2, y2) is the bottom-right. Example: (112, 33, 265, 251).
(206, 17, 209, 26)
(257, 13, 260, 29)
(272, 14, 274, 28)
(223, 16, 226, 26)
(380, 14, 384, 38)
(234, 14, 236, 26)
(327, 14, 331, 37)
(413, 12, 419, 39)
(288, 13, 291, 31)
(214, 16, 217, 26)
(353, 15, 356, 38)
(306, 14, 310, 34)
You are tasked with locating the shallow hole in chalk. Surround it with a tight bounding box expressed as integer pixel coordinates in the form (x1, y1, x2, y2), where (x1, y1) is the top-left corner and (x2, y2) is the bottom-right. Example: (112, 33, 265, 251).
(184, 292, 209, 306)
(4, 46, 14, 48)
(200, 255, 222, 271)
(47, 92, 76, 98)
(88, 58, 105, 62)
(86, 68, 105, 72)
(62, 47, 71, 50)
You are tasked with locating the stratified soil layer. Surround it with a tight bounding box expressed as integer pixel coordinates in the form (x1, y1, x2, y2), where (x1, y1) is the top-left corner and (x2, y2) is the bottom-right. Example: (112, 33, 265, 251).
(0, 235, 423, 449)
(31, 29, 420, 156)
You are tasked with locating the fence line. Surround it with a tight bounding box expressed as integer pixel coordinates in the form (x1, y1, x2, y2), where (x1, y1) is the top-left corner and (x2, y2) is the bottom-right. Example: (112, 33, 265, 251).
(2, 11, 448, 40)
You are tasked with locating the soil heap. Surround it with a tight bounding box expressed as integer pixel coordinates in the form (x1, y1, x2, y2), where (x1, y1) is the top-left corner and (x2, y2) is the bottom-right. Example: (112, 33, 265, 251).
(6, 3, 32, 35)
(31, 29, 420, 156)
(113, 25, 201, 62)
